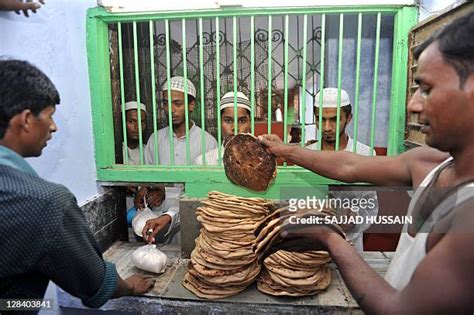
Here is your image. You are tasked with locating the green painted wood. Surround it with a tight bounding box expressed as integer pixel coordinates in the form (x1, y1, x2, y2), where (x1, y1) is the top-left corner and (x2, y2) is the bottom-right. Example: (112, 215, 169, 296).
(300, 14, 308, 147)
(181, 19, 191, 165)
(215, 17, 222, 165)
(149, 21, 160, 164)
(118, 22, 128, 164)
(88, 7, 404, 23)
(387, 6, 418, 156)
(317, 14, 326, 150)
(267, 15, 273, 134)
(87, 10, 116, 170)
(250, 16, 256, 135)
(198, 18, 207, 165)
(132, 22, 145, 164)
(165, 19, 175, 165)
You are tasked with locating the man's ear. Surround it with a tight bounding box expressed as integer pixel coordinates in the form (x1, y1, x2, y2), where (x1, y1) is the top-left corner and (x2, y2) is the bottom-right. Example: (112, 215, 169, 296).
(346, 112, 353, 124)
(12, 109, 34, 132)
(189, 100, 195, 112)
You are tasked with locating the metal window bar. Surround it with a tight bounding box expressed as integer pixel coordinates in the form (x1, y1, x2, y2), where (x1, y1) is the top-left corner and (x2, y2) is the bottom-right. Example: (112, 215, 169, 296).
(335, 13, 344, 152)
(181, 19, 192, 165)
(300, 14, 308, 147)
(317, 14, 326, 151)
(132, 21, 145, 164)
(267, 15, 272, 134)
(165, 19, 175, 165)
(118, 22, 128, 165)
(352, 13, 363, 153)
(149, 21, 160, 164)
(199, 18, 207, 165)
(370, 12, 382, 156)
(215, 17, 222, 165)
(233, 16, 238, 136)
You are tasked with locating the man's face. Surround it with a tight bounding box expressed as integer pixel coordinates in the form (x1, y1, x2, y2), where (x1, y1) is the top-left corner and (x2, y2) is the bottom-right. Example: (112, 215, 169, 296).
(125, 109, 146, 141)
(162, 90, 195, 128)
(407, 42, 474, 152)
(27, 105, 57, 157)
(315, 107, 352, 144)
(221, 107, 251, 141)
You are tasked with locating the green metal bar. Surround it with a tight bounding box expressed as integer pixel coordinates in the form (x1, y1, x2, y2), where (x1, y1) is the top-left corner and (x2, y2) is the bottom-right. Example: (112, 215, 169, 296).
(352, 13, 363, 153)
(387, 7, 418, 156)
(267, 15, 272, 134)
(132, 21, 144, 164)
(317, 14, 326, 151)
(283, 15, 289, 145)
(199, 18, 206, 165)
(182, 19, 191, 165)
(149, 21, 159, 164)
(216, 17, 222, 165)
(370, 13, 381, 156)
(233, 16, 238, 135)
(250, 16, 255, 135)
(89, 7, 403, 23)
(86, 9, 116, 170)
(118, 22, 128, 165)
(335, 14, 344, 152)
(165, 19, 174, 165)
(300, 14, 308, 147)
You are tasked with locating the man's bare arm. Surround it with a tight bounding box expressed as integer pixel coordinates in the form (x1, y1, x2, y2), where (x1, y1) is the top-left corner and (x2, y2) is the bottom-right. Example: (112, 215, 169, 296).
(259, 135, 448, 187)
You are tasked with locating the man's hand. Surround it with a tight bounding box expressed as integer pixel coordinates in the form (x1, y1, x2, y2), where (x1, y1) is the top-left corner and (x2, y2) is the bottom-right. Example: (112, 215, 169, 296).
(258, 134, 289, 158)
(124, 275, 155, 295)
(338, 208, 357, 233)
(134, 187, 148, 209)
(0, 0, 45, 17)
(142, 215, 172, 244)
(146, 186, 166, 208)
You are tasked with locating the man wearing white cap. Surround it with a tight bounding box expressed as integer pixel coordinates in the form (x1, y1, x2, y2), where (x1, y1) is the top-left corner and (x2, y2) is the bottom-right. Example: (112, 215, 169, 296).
(307, 87, 375, 155)
(194, 91, 252, 165)
(141, 76, 217, 245)
(307, 87, 378, 251)
(123, 101, 147, 165)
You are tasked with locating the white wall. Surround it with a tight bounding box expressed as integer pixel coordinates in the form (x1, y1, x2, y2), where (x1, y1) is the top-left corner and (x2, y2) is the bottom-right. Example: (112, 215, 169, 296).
(0, 0, 99, 203)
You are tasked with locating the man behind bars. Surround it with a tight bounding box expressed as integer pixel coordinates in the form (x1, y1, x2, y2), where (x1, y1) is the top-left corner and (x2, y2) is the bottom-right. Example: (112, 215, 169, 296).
(140, 76, 217, 244)
(0, 59, 154, 307)
(306, 87, 378, 252)
(194, 91, 251, 165)
(259, 12, 474, 313)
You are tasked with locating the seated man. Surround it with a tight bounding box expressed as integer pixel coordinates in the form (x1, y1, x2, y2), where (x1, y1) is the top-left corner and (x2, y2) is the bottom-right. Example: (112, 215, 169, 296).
(308, 87, 378, 251)
(122, 101, 165, 225)
(0, 59, 153, 307)
(194, 91, 251, 165)
(141, 76, 217, 244)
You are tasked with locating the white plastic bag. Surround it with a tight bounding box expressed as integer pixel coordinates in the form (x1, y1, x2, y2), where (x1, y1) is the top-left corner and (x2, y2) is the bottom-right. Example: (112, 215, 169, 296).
(131, 244, 168, 274)
(132, 206, 159, 237)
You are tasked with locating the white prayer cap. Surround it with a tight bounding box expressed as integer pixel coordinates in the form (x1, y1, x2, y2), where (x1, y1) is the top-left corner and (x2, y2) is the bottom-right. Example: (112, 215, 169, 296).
(220, 91, 251, 112)
(315, 88, 351, 108)
(162, 76, 197, 98)
(125, 101, 147, 113)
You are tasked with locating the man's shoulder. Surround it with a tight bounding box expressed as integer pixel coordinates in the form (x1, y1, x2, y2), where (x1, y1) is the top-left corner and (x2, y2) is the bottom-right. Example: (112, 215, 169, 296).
(0, 165, 72, 203)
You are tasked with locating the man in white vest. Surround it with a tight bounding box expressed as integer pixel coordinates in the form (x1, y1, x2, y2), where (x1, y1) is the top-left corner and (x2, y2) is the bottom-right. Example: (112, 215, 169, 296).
(259, 12, 474, 314)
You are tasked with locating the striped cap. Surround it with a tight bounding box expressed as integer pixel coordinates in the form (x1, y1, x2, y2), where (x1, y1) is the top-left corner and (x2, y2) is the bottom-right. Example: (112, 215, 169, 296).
(220, 91, 251, 112)
(162, 76, 196, 98)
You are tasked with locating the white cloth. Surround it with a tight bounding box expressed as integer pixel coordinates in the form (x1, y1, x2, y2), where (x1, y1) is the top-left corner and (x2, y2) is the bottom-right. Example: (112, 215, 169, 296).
(306, 136, 378, 251)
(123, 143, 143, 166)
(144, 123, 217, 165)
(383, 157, 474, 290)
(193, 146, 224, 166)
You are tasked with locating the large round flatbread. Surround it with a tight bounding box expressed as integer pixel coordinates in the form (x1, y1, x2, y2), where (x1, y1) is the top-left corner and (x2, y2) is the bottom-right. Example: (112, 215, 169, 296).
(223, 134, 277, 192)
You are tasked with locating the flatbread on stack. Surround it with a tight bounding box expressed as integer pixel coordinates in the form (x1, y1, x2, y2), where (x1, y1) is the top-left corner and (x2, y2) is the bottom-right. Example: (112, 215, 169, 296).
(254, 206, 343, 297)
(223, 134, 277, 192)
(183, 191, 274, 299)
(253, 206, 345, 259)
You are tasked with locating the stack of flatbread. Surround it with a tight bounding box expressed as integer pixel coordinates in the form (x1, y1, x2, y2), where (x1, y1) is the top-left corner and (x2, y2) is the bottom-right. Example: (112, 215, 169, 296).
(183, 191, 274, 299)
(254, 206, 344, 297)
(257, 250, 332, 296)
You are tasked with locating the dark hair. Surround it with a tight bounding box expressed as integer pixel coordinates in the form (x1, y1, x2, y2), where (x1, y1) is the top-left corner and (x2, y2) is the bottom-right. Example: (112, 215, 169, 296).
(0, 59, 60, 138)
(414, 12, 474, 88)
